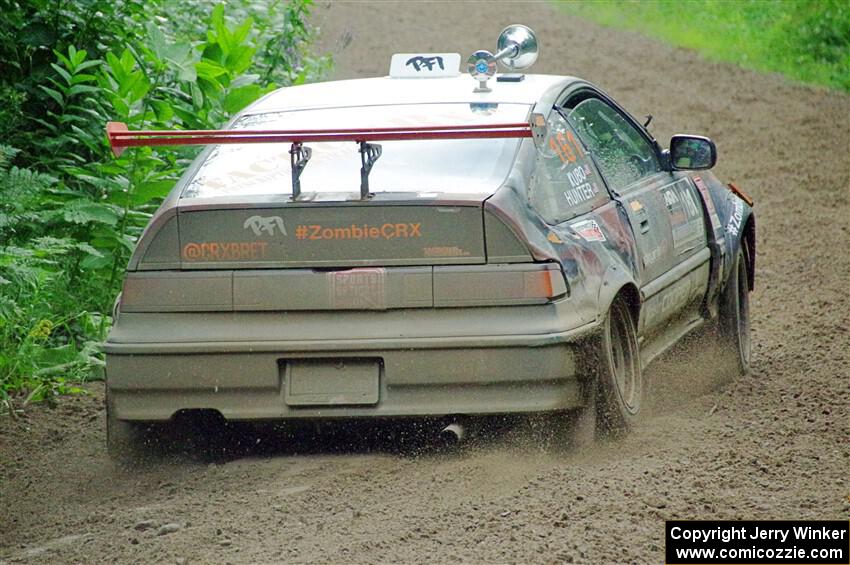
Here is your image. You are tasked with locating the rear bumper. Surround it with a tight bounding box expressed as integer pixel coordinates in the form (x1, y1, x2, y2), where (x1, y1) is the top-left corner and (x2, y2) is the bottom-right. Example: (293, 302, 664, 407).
(106, 304, 598, 421)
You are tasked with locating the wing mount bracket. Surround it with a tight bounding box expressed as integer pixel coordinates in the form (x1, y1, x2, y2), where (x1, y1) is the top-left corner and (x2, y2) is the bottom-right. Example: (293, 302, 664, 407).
(289, 142, 312, 200)
(358, 141, 382, 199)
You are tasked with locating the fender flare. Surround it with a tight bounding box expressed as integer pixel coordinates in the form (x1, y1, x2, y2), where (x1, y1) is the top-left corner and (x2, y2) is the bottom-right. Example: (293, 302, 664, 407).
(722, 203, 756, 292)
(742, 214, 756, 291)
(597, 263, 641, 329)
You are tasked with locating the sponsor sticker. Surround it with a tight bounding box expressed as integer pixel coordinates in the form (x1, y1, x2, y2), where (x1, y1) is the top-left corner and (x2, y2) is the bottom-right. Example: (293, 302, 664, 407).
(243, 215, 287, 237)
(570, 219, 606, 242)
(295, 223, 422, 241)
(182, 241, 269, 262)
(563, 181, 599, 208)
(328, 268, 386, 309)
(423, 246, 471, 257)
(389, 53, 461, 78)
(726, 198, 744, 237)
(662, 178, 703, 252)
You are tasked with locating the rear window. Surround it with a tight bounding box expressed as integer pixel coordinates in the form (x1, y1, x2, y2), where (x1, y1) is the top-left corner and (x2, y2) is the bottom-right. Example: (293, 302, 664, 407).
(181, 103, 530, 199)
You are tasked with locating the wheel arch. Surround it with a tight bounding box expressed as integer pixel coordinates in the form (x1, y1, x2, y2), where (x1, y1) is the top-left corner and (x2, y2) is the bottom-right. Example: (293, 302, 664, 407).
(615, 282, 641, 327)
(598, 264, 641, 328)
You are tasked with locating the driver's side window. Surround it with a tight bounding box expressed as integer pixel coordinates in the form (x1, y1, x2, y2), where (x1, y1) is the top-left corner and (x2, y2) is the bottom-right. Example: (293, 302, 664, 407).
(565, 97, 661, 192)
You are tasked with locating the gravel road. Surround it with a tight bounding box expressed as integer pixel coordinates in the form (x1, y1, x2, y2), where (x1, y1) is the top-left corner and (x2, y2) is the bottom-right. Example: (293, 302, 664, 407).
(2, 2, 848, 563)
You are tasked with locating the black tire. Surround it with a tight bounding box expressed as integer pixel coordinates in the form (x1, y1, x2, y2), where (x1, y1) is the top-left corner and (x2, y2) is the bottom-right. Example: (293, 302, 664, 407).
(106, 390, 147, 462)
(717, 247, 751, 376)
(593, 297, 644, 435)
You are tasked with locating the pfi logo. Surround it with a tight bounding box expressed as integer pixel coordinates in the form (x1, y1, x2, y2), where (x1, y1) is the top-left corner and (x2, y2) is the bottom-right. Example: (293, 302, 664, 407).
(405, 56, 445, 72)
(243, 215, 287, 237)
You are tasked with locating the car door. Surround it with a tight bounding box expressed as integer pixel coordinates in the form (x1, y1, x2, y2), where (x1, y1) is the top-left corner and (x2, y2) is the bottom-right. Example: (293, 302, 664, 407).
(559, 90, 709, 334)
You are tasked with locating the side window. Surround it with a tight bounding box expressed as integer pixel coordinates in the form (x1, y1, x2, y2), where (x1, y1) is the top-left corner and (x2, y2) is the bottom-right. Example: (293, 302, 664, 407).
(565, 97, 662, 192)
(528, 110, 610, 224)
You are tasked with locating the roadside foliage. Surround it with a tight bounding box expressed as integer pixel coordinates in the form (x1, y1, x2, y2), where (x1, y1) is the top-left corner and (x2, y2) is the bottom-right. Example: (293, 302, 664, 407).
(0, 0, 331, 410)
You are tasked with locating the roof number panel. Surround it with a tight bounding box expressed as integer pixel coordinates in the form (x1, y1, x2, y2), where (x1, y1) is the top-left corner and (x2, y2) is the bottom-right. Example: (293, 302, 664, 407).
(389, 53, 461, 78)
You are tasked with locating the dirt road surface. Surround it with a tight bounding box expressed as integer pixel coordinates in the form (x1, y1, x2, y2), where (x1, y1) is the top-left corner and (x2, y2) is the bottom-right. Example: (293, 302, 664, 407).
(2, 2, 848, 563)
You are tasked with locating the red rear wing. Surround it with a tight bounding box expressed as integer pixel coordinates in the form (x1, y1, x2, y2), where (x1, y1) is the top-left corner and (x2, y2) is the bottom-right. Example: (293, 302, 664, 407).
(105, 121, 533, 156)
(105, 120, 534, 199)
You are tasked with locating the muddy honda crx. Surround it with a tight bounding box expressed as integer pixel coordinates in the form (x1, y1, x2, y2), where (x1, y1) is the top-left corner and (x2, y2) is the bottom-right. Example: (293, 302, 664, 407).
(104, 26, 755, 457)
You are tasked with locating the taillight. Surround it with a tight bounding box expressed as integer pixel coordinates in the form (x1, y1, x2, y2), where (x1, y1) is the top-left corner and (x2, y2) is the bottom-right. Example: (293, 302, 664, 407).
(433, 263, 567, 307)
(118, 263, 567, 313)
(130, 214, 181, 271)
(120, 271, 233, 312)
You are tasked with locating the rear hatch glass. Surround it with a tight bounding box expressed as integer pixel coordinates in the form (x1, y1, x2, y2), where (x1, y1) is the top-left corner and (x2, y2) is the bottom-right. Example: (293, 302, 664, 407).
(181, 103, 530, 199)
(176, 202, 487, 268)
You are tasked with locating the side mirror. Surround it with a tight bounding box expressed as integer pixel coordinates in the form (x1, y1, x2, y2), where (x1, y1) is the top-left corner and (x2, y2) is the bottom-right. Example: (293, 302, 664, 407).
(669, 135, 717, 170)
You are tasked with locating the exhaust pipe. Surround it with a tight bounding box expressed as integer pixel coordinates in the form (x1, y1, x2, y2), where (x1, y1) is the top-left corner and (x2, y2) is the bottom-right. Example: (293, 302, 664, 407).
(439, 423, 466, 446)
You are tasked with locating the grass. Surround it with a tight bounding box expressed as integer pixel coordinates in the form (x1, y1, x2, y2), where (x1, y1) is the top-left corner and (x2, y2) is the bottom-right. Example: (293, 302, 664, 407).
(557, 0, 850, 92)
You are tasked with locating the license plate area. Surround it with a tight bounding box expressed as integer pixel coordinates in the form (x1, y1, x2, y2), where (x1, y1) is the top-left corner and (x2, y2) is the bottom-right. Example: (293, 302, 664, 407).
(282, 358, 381, 406)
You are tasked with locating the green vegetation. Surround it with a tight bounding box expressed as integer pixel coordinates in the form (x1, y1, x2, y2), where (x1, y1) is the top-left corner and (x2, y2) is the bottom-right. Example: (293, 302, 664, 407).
(0, 0, 330, 412)
(558, 0, 850, 92)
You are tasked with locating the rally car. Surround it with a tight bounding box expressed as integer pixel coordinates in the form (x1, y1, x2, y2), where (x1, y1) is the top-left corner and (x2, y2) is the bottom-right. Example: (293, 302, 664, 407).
(104, 25, 754, 455)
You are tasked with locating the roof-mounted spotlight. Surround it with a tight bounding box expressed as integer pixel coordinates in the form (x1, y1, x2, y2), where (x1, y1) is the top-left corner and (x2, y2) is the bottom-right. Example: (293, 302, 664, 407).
(466, 24, 539, 92)
(467, 50, 498, 92)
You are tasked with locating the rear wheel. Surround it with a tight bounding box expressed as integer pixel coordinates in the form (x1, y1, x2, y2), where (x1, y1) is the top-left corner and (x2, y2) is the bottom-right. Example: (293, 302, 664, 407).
(106, 390, 147, 461)
(593, 297, 644, 434)
(717, 247, 751, 376)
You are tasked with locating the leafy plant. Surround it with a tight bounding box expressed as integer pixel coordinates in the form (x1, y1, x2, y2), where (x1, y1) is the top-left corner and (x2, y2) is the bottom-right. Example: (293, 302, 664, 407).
(0, 0, 330, 410)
